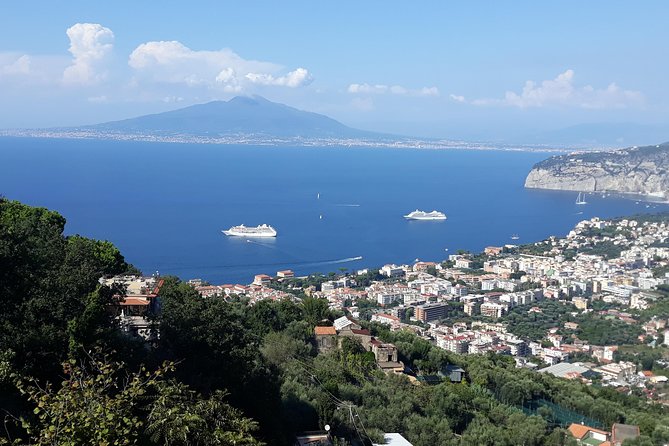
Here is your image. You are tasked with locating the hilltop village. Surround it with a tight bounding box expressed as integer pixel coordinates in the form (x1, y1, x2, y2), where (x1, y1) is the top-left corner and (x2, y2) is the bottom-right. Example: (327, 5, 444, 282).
(108, 214, 669, 445)
(116, 215, 669, 393)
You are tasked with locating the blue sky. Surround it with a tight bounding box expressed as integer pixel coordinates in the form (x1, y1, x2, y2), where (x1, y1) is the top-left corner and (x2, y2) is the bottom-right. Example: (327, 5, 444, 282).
(1, 1, 668, 142)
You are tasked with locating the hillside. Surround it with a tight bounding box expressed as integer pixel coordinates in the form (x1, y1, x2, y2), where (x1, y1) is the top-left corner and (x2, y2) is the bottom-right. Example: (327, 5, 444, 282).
(84, 95, 378, 139)
(525, 142, 669, 198)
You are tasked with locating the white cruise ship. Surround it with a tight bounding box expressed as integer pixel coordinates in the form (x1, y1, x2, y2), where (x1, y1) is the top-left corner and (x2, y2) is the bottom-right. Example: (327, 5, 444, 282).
(222, 224, 277, 237)
(403, 210, 447, 220)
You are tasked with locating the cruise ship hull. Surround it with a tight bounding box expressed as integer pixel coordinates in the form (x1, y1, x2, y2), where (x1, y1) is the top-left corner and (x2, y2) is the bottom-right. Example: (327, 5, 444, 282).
(404, 215, 447, 220)
(222, 224, 277, 237)
(403, 209, 447, 220)
(222, 230, 276, 237)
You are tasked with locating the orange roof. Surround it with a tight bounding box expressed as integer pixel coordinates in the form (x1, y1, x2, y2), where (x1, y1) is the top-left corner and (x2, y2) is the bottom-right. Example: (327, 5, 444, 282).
(120, 297, 150, 306)
(314, 326, 336, 335)
(568, 423, 609, 439)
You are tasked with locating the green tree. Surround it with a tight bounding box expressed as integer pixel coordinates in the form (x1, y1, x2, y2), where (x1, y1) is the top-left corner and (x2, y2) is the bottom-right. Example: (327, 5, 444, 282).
(6, 352, 171, 446)
(147, 382, 263, 446)
(302, 297, 330, 326)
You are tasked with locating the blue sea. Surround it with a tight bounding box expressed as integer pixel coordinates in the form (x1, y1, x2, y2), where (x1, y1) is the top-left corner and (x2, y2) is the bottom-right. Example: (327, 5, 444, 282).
(1, 137, 666, 284)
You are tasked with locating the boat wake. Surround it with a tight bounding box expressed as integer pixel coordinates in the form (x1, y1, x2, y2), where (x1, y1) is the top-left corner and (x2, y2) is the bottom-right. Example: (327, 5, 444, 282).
(314, 255, 363, 265)
(157, 256, 364, 272)
(334, 204, 361, 207)
(245, 239, 276, 248)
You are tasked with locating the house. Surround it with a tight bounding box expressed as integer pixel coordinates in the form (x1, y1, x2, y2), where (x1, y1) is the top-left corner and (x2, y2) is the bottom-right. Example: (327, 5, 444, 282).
(277, 270, 295, 279)
(595, 362, 636, 382)
(370, 339, 403, 372)
(253, 274, 272, 286)
(564, 322, 580, 330)
(567, 423, 610, 445)
(380, 264, 405, 278)
(413, 261, 437, 273)
(195, 285, 222, 298)
(314, 326, 337, 353)
(371, 313, 401, 328)
(295, 431, 332, 446)
(455, 258, 474, 269)
(373, 433, 414, 446)
(340, 328, 373, 351)
(106, 276, 164, 340)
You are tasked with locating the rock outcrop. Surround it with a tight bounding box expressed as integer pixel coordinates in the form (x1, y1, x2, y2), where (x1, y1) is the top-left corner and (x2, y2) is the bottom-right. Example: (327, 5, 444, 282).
(525, 142, 669, 199)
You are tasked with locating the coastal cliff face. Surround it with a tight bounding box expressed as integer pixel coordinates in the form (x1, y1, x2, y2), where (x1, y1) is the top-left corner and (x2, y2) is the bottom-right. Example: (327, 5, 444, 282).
(525, 142, 669, 198)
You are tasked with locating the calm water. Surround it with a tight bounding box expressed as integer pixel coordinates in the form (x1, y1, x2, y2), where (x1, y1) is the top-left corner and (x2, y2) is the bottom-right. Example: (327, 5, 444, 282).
(1, 137, 666, 284)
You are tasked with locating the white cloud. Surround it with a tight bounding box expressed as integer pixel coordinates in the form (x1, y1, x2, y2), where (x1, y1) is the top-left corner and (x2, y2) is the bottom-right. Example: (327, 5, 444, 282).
(63, 23, 114, 85)
(347, 82, 439, 97)
(467, 70, 643, 109)
(348, 83, 388, 94)
(128, 41, 310, 92)
(245, 67, 313, 88)
(418, 87, 440, 97)
(449, 94, 465, 103)
(0, 52, 69, 86)
(0, 55, 31, 76)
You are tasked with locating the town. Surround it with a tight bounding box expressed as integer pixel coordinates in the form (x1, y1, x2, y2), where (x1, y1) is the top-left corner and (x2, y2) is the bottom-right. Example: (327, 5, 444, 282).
(107, 213, 669, 446)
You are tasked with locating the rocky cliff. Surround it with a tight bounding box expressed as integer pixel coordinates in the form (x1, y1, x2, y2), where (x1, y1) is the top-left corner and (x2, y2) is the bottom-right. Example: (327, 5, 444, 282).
(525, 142, 669, 198)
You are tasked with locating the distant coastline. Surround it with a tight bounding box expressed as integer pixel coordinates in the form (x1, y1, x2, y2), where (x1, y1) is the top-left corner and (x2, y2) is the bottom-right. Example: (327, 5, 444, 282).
(0, 129, 575, 154)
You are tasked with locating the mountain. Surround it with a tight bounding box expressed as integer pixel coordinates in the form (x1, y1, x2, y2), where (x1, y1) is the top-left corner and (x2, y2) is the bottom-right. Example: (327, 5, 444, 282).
(525, 142, 669, 198)
(84, 96, 378, 139)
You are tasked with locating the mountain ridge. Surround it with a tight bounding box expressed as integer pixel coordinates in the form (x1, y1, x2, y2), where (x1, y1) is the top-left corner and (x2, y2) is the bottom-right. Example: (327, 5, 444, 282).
(82, 95, 381, 139)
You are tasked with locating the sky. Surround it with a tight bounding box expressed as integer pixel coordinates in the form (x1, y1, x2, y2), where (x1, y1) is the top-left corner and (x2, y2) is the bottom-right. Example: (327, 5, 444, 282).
(1, 1, 668, 142)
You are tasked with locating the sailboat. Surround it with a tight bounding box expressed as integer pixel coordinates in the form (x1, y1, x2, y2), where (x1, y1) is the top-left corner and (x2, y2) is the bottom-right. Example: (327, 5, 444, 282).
(575, 192, 587, 205)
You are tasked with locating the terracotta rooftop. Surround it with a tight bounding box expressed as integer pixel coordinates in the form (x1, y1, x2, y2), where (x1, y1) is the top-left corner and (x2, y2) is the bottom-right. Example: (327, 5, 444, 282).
(120, 296, 150, 306)
(314, 326, 336, 336)
(567, 423, 609, 440)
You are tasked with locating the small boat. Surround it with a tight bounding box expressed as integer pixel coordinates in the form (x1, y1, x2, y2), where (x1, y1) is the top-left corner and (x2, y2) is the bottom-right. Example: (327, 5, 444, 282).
(511, 234, 520, 240)
(575, 192, 587, 205)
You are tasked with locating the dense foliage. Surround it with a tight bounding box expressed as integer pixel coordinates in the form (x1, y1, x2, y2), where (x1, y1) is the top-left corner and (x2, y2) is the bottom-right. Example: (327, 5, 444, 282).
(502, 300, 645, 346)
